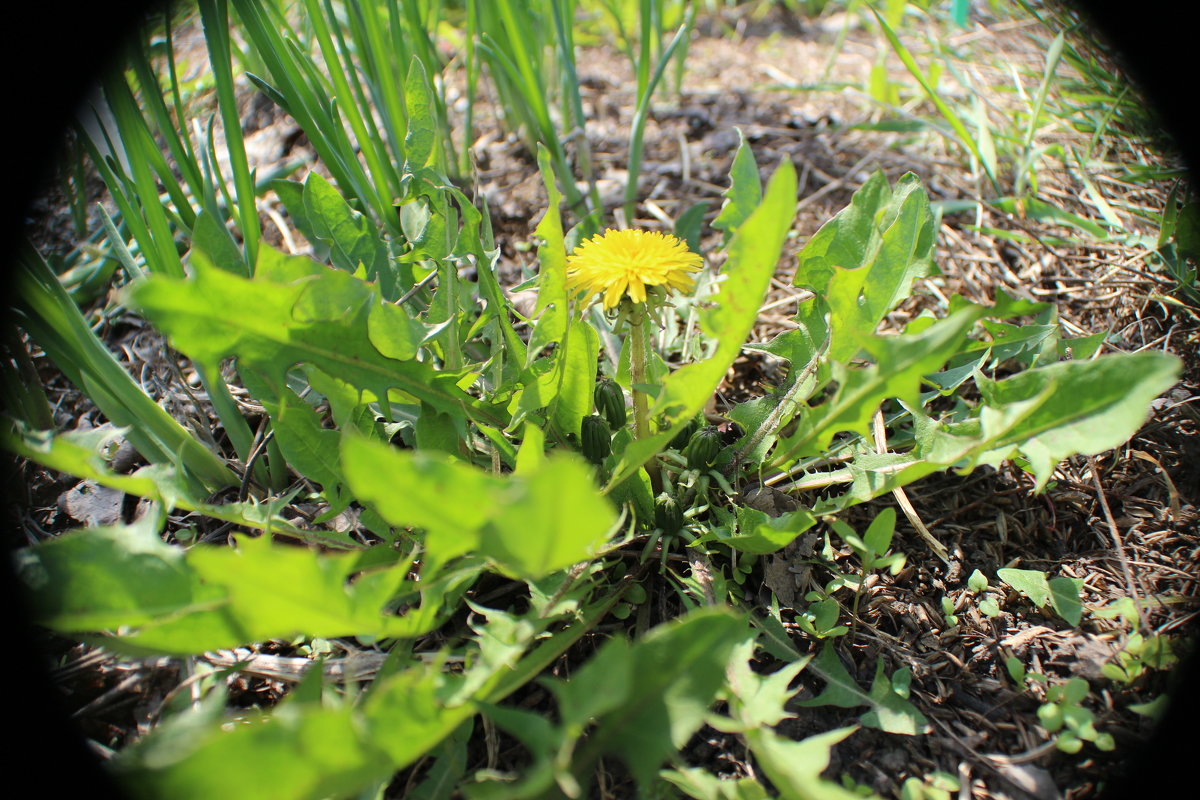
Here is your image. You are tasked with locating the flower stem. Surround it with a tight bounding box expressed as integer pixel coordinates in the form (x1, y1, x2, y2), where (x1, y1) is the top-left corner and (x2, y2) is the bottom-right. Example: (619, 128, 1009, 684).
(628, 306, 652, 441)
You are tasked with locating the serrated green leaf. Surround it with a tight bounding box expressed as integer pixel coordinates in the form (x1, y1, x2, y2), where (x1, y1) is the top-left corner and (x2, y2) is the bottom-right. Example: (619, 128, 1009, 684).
(581, 608, 747, 787)
(545, 635, 634, 735)
(302, 172, 391, 293)
(14, 514, 214, 632)
(711, 130, 761, 241)
(824, 173, 939, 363)
(411, 721, 472, 800)
(469, 704, 561, 800)
(239, 368, 348, 507)
(743, 726, 870, 800)
(118, 663, 472, 800)
(727, 505, 817, 555)
(404, 57, 436, 169)
(675, 201, 709, 255)
(5, 424, 350, 548)
(661, 767, 771, 800)
(17, 517, 467, 655)
(368, 298, 430, 361)
(551, 321, 599, 439)
(793, 171, 890, 295)
(129, 247, 507, 429)
(861, 660, 929, 735)
(915, 351, 1180, 489)
(720, 639, 810, 731)
(773, 306, 982, 464)
(191, 209, 246, 274)
(342, 434, 614, 580)
(532, 144, 567, 339)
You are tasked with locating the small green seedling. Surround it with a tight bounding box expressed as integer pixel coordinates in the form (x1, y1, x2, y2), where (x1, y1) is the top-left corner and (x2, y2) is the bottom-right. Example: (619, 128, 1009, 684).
(829, 509, 906, 628)
(797, 594, 849, 639)
(965, 569, 1001, 617)
(998, 567, 1083, 626)
(940, 596, 959, 628)
(1102, 632, 1179, 685)
(900, 771, 960, 800)
(830, 509, 906, 577)
(1037, 676, 1115, 753)
(967, 569, 989, 593)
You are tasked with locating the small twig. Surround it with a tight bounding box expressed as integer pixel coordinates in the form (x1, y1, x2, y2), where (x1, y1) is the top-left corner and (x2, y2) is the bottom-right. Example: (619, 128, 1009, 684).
(237, 420, 276, 503)
(70, 673, 142, 719)
(202, 648, 455, 684)
(1087, 454, 1148, 632)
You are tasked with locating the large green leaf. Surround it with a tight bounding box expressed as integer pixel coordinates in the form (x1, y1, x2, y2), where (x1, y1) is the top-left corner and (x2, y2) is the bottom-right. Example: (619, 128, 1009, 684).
(823, 174, 939, 363)
(724, 505, 817, 555)
(512, 146, 599, 436)
(14, 248, 235, 491)
(341, 434, 616, 580)
(577, 607, 747, 787)
(116, 664, 474, 800)
(743, 727, 868, 800)
(113, 588, 612, 800)
(301, 172, 392, 295)
(239, 368, 349, 508)
(771, 305, 982, 465)
(797, 642, 930, 735)
(403, 57, 437, 169)
(128, 246, 507, 428)
(17, 519, 474, 655)
(5, 424, 351, 548)
(14, 514, 215, 633)
(792, 171, 890, 296)
(711, 131, 762, 242)
(913, 350, 1180, 488)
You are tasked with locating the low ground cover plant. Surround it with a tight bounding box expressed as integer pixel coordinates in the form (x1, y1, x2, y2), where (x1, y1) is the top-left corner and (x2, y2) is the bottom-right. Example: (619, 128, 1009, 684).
(7, 1, 1194, 797)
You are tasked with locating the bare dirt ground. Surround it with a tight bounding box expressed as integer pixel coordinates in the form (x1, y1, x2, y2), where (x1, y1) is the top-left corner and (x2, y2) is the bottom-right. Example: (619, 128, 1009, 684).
(11, 4, 1199, 799)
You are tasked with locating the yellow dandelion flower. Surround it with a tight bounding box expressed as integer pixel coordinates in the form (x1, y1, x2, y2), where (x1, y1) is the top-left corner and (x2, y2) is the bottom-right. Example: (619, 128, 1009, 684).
(565, 228, 703, 310)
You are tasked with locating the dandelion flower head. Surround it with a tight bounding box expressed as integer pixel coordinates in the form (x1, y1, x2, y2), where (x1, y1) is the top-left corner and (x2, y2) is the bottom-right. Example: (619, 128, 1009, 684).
(565, 228, 703, 309)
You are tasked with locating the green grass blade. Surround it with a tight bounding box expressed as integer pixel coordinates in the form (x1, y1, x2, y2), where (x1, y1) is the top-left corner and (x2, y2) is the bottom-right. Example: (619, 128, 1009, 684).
(197, 0, 259, 273)
(623, 5, 694, 222)
(14, 245, 236, 490)
(871, 7, 997, 190)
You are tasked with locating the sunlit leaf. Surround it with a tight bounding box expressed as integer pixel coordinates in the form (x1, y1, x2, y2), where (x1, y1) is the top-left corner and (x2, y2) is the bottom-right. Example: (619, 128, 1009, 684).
(129, 247, 507, 428)
(342, 434, 615, 580)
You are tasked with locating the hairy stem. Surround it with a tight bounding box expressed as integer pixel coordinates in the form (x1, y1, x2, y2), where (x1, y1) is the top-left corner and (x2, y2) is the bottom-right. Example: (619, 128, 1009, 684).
(628, 305, 652, 441)
(729, 330, 830, 475)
